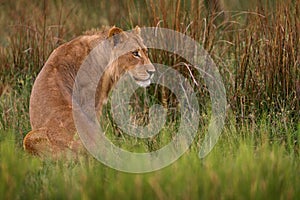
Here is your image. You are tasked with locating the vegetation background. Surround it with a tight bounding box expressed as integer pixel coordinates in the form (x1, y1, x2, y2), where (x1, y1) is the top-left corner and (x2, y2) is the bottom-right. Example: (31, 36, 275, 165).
(0, 0, 299, 199)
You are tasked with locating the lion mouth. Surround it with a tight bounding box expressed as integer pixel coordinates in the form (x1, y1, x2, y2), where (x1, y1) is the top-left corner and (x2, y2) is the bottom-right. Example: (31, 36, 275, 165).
(133, 76, 150, 82)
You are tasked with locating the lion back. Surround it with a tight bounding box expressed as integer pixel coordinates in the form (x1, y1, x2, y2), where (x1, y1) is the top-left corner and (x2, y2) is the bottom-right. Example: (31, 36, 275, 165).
(29, 34, 104, 131)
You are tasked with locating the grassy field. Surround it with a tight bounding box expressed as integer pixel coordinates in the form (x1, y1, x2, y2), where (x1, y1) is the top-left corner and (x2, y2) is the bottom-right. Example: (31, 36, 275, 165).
(1, 127, 299, 199)
(0, 0, 299, 199)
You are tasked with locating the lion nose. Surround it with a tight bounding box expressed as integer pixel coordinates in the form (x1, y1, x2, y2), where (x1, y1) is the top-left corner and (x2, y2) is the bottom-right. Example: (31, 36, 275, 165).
(147, 69, 155, 77)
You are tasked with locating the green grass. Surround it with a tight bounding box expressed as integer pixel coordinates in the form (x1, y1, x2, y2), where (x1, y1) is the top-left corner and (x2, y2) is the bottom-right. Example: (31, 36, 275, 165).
(0, 0, 299, 199)
(0, 126, 299, 199)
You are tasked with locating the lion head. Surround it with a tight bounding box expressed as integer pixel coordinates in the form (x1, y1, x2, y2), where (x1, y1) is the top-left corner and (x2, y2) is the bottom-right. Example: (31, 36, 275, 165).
(105, 26, 155, 88)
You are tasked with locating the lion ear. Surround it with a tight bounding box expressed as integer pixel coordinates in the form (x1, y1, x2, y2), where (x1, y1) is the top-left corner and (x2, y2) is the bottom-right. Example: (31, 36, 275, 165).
(108, 26, 127, 47)
(108, 26, 123, 37)
(134, 26, 141, 35)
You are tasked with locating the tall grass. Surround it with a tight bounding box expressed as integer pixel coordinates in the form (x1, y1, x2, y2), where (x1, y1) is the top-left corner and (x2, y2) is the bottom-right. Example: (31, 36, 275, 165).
(1, 0, 299, 127)
(121, 0, 300, 137)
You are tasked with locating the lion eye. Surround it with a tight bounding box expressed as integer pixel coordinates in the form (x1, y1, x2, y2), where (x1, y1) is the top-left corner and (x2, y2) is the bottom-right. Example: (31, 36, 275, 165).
(132, 50, 140, 57)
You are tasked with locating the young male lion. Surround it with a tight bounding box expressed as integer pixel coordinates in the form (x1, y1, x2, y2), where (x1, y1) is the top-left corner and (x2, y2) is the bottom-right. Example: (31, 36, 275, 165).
(23, 26, 155, 157)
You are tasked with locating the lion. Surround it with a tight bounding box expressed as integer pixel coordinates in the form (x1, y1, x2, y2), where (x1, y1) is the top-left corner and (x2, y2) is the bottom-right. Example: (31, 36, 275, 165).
(23, 26, 155, 158)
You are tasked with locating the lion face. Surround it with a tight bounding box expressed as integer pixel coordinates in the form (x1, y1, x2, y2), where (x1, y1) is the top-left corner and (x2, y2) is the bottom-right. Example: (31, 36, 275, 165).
(117, 47, 155, 87)
(108, 26, 155, 87)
